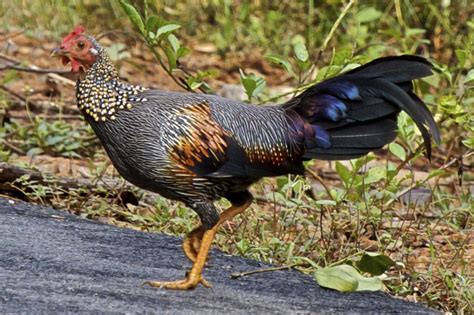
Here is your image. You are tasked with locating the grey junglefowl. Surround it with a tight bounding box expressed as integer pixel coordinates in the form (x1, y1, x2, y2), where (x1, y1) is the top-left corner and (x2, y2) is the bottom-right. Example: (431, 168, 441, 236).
(52, 25, 440, 290)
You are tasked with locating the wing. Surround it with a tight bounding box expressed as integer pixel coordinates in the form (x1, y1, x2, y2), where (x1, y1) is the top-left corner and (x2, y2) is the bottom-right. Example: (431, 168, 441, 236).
(167, 100, 228, 175)
(168, 98, 305, 179)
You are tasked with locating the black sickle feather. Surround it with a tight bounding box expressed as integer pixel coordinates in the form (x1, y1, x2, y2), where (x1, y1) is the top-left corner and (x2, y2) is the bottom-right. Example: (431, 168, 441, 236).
(284, 55, 440, 161)
(345, 55, 433, 82)
(361, 78, 440, 158)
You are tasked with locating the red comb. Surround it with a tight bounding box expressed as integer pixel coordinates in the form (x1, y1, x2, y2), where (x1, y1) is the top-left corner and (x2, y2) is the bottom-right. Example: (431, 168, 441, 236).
(73, 25, 86, 34)
(62, 25, 86, 43)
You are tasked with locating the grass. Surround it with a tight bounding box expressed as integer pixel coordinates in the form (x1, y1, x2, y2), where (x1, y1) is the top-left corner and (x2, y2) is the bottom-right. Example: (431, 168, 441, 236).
(0, 0, 473, 313)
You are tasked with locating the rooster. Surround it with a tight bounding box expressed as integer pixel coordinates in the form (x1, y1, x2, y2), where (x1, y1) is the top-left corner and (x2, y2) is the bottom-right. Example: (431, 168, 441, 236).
(52, 25, 440, 290)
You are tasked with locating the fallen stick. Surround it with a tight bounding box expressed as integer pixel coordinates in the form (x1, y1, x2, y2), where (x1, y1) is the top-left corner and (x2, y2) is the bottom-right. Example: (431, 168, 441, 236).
(0, 163, 302, 209)
(0, 162, 98, 191)
(230, 263, 307, 279)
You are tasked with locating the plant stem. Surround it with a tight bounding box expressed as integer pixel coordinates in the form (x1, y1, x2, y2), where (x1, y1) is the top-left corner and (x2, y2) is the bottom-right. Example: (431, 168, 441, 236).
(317, 0, 355, 62)
(146, 44, 193, 92)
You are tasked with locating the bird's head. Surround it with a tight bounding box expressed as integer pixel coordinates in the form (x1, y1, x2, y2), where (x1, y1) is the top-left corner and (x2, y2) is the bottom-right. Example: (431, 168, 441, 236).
(52, 25, 99, 72)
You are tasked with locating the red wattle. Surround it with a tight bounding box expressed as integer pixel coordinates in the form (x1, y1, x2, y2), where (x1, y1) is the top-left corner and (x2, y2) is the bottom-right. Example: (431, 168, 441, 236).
(70, 59, 82, 72)
(62, 56, 70, 65)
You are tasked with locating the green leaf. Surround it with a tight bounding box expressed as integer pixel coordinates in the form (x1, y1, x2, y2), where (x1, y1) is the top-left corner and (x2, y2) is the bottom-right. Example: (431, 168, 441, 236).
(388, 143, 406, 161)
(293, 41, 309, 62)
(119, 0, 145, 35)
(465, 69, 474, 83)
(315, 265, 384, 292)
(455, 49, 468, 66)
(356, 252, 395, 276)
(462, 137, 474, 149)
(356, 274, 385, 291)
(316, 65, 343, 81)
(177, 46, 190, 59)
(352, 155, 376, 173)
(315, 265, 358, 292)
(363, 166, 386, 185)
(335, 162, 352, 186)
(265, 54, 295, 77)
(427, 169, 446, 180)
(355, 7, 382, 23)
(145, 16, 161, 33)
(167, 34, 180, 53)
(333, 48, 352, 66)
(316, 200, 337, 206)
(406, 28, 426, 37)
(239, 69, 266, 101)
(46, 135, 66, 146)
(185, 77, 203, 91)
(276, 176, 289, 190)
(155, 24, 181, 40)
(163, 46, 177, 71)
(26, 147, 43, 158)
(0, 70, 18, 84)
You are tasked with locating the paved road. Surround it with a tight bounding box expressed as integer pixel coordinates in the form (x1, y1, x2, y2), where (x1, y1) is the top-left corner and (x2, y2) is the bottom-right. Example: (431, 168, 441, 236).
(0, 197, 437, 314)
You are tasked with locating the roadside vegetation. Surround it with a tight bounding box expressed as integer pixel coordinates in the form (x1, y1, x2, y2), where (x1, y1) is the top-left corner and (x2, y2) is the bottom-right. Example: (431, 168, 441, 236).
(0, 1, 472, 313)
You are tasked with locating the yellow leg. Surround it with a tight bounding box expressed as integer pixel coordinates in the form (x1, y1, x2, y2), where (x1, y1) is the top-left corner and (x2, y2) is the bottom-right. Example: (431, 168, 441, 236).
(145, 198, 252, 290)
(182, 226, 205, 263)
(181, 226, 211, 288)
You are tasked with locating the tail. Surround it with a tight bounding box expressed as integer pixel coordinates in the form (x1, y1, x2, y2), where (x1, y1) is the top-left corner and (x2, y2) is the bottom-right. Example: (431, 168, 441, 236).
(283, 55, 440, 160)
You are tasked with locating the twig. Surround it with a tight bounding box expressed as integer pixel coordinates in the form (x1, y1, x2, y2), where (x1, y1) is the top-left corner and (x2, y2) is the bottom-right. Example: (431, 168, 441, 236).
(384, 151, 473, 207)
(439, 151, 472, 170)
(146, 45, 193, 92)
(0, 84, 27, 102)
(316, 0, 355, 63)
(230, 263, 305, 279)
(0, 52, 75, 86)
(6, 114, 82, 120)
(254, 196, 293, 208)
(305, 168, 333, 199)
(0, 63, 71, 75)
(258, 1, 354, 106)
(0, 30, 25, 42)
(1, 140, 25, 155)
(393, 144, 424, 176)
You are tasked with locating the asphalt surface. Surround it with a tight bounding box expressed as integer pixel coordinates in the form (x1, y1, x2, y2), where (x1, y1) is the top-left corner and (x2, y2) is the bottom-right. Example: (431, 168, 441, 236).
(0, 197, 438, 314)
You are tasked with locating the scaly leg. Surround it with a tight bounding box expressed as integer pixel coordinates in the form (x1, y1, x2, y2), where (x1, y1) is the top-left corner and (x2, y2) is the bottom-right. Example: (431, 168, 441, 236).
(182, 226, 205, 263)
(145, 193, 252, 290)
(181, 226, 211, 288)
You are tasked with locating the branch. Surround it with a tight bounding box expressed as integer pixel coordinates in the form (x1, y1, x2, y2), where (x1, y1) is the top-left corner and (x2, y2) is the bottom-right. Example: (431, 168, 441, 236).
(0, 63, 71, 75)
(0, 52, 75, 86)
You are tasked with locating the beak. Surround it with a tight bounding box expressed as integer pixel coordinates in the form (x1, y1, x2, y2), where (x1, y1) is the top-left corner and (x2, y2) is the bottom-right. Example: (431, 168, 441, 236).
(50, 46, 67, 57)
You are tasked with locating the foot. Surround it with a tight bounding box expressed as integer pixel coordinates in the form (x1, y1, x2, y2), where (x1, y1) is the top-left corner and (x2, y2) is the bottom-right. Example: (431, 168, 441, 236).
(144, 274, 211, 290)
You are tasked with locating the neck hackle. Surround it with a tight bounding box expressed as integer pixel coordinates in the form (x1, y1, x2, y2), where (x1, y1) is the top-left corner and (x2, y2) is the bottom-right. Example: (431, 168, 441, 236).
(76, 46, 148, 122)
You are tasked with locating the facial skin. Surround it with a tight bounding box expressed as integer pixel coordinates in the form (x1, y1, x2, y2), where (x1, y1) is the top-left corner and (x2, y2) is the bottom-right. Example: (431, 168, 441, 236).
(52, 25, 98, 72)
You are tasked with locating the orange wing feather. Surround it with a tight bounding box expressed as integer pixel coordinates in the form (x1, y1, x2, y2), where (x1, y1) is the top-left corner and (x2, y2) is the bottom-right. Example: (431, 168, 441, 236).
(169, 101, 228, 175)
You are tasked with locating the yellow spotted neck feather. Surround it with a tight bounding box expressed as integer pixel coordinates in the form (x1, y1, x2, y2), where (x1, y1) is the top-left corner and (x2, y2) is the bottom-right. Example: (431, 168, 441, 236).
(76, 47, 148, 122)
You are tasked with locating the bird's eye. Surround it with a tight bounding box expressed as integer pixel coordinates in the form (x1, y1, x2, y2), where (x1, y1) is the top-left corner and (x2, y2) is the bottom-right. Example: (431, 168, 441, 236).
(77, 41, 85, 49)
